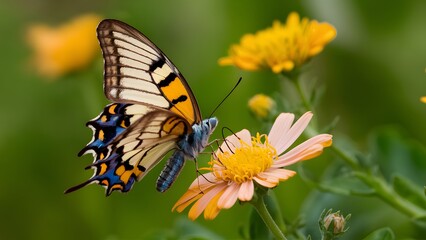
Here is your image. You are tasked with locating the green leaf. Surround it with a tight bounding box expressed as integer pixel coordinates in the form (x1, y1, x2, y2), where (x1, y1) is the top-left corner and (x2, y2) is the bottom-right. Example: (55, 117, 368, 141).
(361, 227, 395, 240)
(263, 192, 285, 229)
(247, 190, 288, 240)
(370, 127, 426, 184)
(298, 164, 375, 196)
(393, 175, 426, 210)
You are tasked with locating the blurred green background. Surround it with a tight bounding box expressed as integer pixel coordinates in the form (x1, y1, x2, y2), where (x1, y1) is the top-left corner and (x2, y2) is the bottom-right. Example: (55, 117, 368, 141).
(1, 0, 426, 239)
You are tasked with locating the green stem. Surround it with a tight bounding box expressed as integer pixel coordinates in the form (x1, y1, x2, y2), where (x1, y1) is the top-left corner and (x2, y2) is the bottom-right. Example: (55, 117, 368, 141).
(252, 195, 287, 240)
(267, 191, 288, 233)
(328, 145, 358, 170)
(328, 141, 426, 218)
(294, 75, 312, 112)
(321, 233, 335, 240)
(354, 171, 426, 219)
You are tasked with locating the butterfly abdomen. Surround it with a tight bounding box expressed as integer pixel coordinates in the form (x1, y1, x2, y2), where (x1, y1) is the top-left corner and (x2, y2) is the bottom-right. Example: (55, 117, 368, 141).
(156, 150, 185, 192)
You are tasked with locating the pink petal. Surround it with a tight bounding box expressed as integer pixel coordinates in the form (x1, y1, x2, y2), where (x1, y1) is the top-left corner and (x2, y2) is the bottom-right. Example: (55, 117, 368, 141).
(217, 182, 240, 209)
(174, 174, 220, 212)
(274, 134, 332, 167)
(188, 172, 217, 189)
(262, 168, 296, 181)
(238, 181, 254, 201)
(269, 112, 313, 155)
(217, 129, 251, 155)
(188, 183, 227, 220)
(268, 113, 294, 145)
(253, 176, 279, 188)
(173, 190, 203, 213)
(257, 173, 280, 186)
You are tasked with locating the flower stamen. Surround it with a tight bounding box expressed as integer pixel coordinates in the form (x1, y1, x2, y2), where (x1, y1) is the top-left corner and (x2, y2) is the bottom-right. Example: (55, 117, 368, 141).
(213, 134, 277, 184)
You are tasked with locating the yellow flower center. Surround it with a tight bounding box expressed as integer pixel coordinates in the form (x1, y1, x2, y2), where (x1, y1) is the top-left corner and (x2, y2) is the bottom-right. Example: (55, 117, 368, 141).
(212, 133, 277, 184)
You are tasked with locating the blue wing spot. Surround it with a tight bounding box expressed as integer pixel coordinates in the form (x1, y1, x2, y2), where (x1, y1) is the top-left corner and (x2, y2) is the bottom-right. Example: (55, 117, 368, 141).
(78, 103, 132, 157)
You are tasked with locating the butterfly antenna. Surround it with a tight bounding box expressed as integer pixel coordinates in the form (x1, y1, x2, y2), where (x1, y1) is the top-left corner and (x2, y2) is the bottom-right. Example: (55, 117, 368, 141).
(208, 77, 242, 119)
(221, 126, 240, 154)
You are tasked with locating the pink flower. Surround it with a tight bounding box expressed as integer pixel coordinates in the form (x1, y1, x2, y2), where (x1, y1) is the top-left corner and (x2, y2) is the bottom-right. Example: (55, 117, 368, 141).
(173, 112, 332, 220)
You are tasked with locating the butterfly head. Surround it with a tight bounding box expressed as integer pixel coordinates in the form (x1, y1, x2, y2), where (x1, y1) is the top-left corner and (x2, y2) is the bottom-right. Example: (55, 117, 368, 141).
(203, 117, 218, 135)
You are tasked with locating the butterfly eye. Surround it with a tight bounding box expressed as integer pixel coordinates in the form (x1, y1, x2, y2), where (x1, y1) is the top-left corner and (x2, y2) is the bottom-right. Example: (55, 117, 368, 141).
(208, 118, 218, 131)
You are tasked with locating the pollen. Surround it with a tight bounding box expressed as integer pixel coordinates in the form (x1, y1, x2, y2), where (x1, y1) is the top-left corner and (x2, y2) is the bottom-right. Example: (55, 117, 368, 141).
(213, 133, 277, 184)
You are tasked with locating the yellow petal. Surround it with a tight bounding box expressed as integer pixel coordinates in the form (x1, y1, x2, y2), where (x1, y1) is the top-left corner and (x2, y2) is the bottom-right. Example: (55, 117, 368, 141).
(271, 61, 294, 73)
(203, 192, 223, 220)
(172, 190, 203, 213)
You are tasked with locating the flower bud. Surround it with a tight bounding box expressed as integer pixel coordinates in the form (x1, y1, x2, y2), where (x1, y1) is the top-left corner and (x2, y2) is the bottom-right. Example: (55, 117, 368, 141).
(319, 209, 350, 239)
(248, 94, 276, 119)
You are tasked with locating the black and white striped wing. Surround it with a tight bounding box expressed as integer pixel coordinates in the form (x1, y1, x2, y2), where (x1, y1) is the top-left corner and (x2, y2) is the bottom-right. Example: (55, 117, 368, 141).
(97, 19, 202, 125)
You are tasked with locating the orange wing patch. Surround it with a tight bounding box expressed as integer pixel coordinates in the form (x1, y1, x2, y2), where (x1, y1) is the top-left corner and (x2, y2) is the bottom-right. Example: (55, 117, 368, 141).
(161, 116, 189, 136)
(115, 164, 144, 184)
(158, 74, 196, 124)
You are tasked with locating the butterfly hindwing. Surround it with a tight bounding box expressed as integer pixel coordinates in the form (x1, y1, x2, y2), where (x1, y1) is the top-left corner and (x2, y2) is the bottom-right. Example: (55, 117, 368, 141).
(66, 109, 191, 195)
(77, 103, 159, 159)
(97, 19, 201, 125)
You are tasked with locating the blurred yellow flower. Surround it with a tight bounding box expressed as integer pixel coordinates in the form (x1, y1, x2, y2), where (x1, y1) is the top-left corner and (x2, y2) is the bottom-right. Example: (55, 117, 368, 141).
(219, 12, 336, 73)
(248, 94, 276, 119)
(421, 97, 426, 103)
(27, 14, 102, 79)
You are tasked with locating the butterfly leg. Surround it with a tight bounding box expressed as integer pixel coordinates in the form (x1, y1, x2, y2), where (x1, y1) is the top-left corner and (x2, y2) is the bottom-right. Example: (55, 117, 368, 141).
(156, 150, 186, 192)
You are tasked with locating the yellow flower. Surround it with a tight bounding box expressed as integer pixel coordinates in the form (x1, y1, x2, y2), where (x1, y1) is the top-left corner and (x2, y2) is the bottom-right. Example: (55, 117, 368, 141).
(219, 12, 337, 73)
(27, 14, 102, 79)
(248, 94, 276, 119)
(421, 97, 426, 103)
(173, 112, 332, 220)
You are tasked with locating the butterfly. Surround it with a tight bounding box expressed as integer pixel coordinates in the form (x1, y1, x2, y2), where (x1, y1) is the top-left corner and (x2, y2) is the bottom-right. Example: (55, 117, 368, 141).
(65, 19, 218, 196)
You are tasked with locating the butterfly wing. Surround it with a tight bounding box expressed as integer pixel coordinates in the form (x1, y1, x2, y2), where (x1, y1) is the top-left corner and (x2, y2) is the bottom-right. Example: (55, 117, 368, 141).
(66, 108, 191, 195)
(97, 19, 202, 125)
(66, 19, 206, 195)
(77, 103, 154, 159)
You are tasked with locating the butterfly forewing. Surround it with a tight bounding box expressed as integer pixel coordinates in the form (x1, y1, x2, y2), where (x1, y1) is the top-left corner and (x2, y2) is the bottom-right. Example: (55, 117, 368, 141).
(97, 19, 202, 125)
